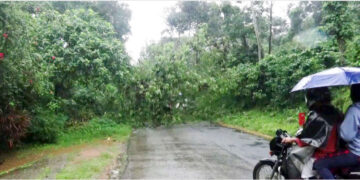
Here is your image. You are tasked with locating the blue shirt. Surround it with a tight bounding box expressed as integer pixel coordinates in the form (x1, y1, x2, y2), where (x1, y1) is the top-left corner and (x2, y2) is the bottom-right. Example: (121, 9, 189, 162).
(340, 102, 360, 156)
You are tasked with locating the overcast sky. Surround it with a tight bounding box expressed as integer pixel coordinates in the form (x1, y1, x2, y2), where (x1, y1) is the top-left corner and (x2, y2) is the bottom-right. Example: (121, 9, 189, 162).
(124, 1, 295, 64)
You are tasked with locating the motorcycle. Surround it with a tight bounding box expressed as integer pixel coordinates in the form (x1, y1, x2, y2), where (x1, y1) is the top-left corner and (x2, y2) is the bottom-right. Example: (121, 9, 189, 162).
(253, 67, 360, 179)
(253, 129, 360, 179)
(253, 129, 291, 179)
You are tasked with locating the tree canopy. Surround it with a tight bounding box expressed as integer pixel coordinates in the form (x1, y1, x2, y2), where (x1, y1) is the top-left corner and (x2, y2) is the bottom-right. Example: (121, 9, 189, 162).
(0, 1, 359, 148)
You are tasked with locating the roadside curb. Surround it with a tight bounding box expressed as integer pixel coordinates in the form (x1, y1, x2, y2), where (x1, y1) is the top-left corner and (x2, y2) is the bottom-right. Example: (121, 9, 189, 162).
(216, 122, 272, 141)
(108, 140, 129, 179)
(117, 132, 132, 178)
(0, 160, 37, 177)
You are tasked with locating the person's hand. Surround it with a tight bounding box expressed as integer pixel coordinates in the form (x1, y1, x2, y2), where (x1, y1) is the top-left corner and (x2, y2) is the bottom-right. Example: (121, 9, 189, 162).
(281, 137, 296, 144)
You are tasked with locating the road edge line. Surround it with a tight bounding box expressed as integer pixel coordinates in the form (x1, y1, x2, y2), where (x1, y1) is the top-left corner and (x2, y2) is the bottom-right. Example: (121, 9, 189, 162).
(216, 122, 272, 141)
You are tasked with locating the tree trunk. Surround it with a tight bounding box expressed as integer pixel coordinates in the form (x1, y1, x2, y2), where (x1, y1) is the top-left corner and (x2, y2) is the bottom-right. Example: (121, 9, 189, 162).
(241, 35, 249, 51)
(251, 3, 263, 61)
(337, 37, 346, 65)
(222, 39, 228, 67)
(268, 1, 273, 55)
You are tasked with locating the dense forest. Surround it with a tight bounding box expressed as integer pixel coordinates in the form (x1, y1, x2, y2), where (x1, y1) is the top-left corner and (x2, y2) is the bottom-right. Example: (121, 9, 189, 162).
(0, 1, 359, 148)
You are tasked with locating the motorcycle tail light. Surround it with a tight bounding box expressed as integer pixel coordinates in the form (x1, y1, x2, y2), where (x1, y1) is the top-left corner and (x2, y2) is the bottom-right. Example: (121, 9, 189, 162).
(269, 151, 274, 156)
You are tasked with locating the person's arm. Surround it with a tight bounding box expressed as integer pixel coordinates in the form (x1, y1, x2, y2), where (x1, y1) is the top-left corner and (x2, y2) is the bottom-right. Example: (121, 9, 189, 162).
(340, 107, 359, 142)
(282, 137, 309, 147)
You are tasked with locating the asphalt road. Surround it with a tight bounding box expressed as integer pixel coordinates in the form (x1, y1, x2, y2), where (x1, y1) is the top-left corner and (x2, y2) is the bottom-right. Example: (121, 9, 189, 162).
(121, 122, 270, 179)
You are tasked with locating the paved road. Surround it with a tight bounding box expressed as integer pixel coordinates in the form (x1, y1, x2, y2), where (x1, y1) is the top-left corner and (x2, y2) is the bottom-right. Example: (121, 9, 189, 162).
(121, 122, 271, 179)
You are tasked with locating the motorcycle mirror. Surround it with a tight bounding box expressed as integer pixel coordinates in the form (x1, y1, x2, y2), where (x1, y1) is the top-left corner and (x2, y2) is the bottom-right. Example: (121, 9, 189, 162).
(298, 112, 305, 126)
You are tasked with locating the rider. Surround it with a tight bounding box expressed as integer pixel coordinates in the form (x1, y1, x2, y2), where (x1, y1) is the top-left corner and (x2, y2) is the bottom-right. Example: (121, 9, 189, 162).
(313, 83, 360, 179)
(282, 87, 344, 178)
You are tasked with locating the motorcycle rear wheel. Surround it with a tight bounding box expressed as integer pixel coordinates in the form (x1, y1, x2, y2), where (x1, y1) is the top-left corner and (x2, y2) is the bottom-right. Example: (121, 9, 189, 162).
(253, 160, 277, 179)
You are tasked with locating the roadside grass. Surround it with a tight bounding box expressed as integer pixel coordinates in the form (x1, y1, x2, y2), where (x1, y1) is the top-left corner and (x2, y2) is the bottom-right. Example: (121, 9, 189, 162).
(57, 118, 131, 147)
(216, 88, 351, 138)
(55, 152, 113, 179)
(17, 118, 132, 157)
(218, 108, 303, 136)
(0, 118, 132, 176)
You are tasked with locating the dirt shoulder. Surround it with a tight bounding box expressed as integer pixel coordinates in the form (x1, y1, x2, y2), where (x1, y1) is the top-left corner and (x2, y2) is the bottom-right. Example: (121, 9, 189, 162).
(0, 138, 128, 179)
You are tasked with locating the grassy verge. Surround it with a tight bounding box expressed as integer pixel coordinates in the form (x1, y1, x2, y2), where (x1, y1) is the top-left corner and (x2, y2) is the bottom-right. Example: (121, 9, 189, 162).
(17, 118, 132, 157)
(217, 108, 303, 137)
(56, 152, 113, 179)
(0, 118, 132, 176)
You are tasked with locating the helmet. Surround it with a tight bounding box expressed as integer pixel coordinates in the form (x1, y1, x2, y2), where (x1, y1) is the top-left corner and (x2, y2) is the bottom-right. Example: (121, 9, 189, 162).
(351, 84, 360, 103)
(305, 87, 331, 108)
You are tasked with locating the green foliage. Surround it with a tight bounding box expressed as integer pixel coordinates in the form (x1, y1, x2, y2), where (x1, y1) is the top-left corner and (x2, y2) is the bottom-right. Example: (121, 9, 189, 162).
(256, 45, 338, 106)
(51, 1, 131, 41)
(167, 1, 212, 34)
(287, 2, 324, 39)
(128, 41, 200, 126)
(321, 2, 353, 65)
(30, 8, 131, 121)
(322, 2, 353, 40)
(0, 3, 43, 148)
(0, 2, 43, 114)
(220, 108, 303, 136)
(137, 1, 358, 124)
(331, 87, 352, 113)
(11, 119, 129, 156)
(346, 35, 360, 66)
(0, 2, 131, 147)
(1, 0, 360, 149)
(288, 7, 305, 38)
(56, 152, 113, 179)
(26, 110, 68, 143)
(59, 117, 131, 145)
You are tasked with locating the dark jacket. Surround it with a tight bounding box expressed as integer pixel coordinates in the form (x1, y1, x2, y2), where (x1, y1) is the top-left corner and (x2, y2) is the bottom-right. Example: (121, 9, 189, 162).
(297, 104, 343, 148)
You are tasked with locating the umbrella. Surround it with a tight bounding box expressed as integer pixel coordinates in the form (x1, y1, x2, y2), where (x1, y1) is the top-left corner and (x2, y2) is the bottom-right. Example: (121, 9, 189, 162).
(291, 67, 360, 92)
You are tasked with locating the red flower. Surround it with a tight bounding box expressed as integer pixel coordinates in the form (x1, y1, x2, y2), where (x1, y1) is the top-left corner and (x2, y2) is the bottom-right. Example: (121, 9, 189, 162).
(0, 53, 4, 59)
(29, 80, 33, 84)
(2, 33, 8, 38)
(52, 56, 56, 60)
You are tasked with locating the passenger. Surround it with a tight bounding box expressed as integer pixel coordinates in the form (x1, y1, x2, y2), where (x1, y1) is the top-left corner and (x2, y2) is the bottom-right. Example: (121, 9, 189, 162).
(281, 87, 343, 178)
(313, 84, 360, 179)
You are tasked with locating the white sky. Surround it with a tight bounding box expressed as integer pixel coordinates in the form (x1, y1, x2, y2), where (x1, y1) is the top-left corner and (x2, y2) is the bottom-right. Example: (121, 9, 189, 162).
(124, 1, 176, 64)
(123, 1, 295, 64)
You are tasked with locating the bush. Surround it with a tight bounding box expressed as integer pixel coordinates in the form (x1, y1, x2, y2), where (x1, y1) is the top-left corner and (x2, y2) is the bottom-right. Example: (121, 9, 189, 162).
(331, 87, 352, 112)
(346, 35, 360, 66)
(27, 110, 68, 143)
(0, 110, 30, 148)
(57, 117, 132, 145)
(242, 45, 338, 107)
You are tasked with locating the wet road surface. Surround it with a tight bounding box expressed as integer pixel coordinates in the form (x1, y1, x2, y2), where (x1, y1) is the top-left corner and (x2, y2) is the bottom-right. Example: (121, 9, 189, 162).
(121, 122, 270, 179)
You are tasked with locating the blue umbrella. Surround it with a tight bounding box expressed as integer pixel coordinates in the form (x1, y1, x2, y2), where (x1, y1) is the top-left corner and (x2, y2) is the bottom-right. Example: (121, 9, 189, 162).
(291, 67, 360, 92)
